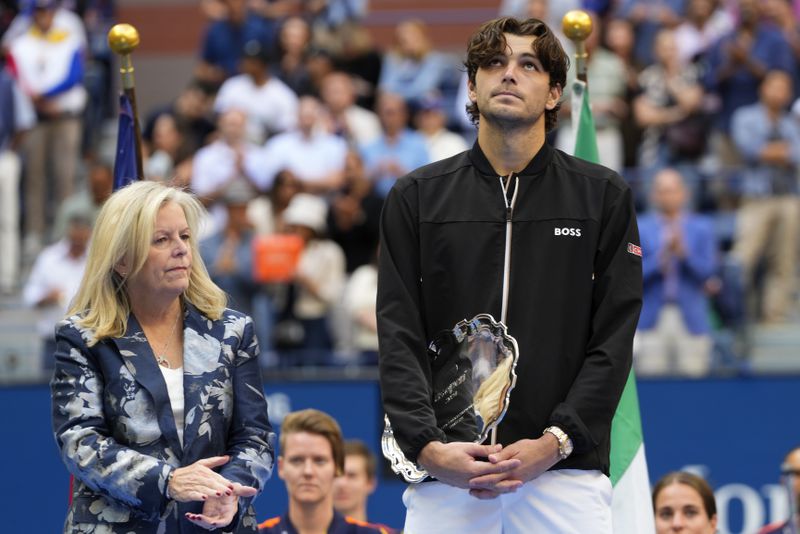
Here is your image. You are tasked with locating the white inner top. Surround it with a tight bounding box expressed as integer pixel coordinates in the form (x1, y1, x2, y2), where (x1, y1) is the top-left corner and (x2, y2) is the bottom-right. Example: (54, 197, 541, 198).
(160, 366, 185, 447)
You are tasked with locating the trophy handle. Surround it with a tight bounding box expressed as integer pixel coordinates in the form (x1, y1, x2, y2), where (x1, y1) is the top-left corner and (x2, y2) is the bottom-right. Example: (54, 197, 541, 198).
(381, 415, 430, 483)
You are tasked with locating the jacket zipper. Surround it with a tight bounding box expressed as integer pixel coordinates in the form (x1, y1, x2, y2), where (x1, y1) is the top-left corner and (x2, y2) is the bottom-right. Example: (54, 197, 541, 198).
(499, 174, 519, 325)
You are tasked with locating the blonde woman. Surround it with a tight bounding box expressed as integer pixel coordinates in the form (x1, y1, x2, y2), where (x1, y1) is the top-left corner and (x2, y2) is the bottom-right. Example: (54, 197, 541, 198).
(51, 181, 275, 533)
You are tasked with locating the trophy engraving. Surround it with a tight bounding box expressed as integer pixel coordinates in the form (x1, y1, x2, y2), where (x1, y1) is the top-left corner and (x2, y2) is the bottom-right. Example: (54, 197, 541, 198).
(382, 313, 519, 483)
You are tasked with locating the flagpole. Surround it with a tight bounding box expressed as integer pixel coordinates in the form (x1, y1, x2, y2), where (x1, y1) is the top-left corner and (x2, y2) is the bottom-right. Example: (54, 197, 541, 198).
(562, 10, 593, 84)
(108, 23, 144, 180)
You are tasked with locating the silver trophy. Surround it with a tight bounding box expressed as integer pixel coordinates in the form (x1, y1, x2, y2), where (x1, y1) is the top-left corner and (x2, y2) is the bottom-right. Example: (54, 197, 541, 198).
(382, 313, 520, 483)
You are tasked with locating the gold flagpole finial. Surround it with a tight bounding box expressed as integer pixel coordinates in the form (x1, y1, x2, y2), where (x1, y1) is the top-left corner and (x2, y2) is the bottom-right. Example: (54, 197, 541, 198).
(561, 10, 593, 83)
(108, 23, 140, 56)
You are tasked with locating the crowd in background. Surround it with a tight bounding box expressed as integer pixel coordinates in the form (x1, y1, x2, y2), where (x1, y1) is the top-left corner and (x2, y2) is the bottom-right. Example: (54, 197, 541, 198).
(3, 0, 800, 375)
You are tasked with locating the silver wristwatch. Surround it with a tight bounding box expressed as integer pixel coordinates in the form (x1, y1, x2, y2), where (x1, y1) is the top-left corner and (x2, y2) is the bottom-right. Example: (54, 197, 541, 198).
(543, 426, 574, 460)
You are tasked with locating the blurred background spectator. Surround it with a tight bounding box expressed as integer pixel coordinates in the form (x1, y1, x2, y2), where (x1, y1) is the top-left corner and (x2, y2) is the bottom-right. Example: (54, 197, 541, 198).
(257, 95, 348, 194)
(360, 92, 429, 198)
(51, 160, 112, 241)
(635, 168, 719, 377)
(333, 440, 379, 523)
(214, 38, 298, 144)
(634, 27, 707, 204)
(22, 207, 91, 373)
(275, 193, 345, 367)
(730, 70, 800, 325)
(196, 0, 278, 85)
(7, 0, 87, 261)
(275, 15, 314, 96)
(191, 107, 262, 237)
(320, 70, 381, 147)
(377, 19, 448, 108)
(703, 0, 796, 168)
(200, 179, 260, 323)
(413, 92, 468, 162)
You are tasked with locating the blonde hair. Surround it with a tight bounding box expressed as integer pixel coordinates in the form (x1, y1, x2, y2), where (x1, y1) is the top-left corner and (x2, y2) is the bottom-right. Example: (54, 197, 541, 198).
(68, 181, 226, 344)
(473, 355, 514, 431)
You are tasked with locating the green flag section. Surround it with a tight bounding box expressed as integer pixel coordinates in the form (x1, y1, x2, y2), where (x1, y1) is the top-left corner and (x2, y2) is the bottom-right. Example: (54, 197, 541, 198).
(610, 370, 644, 485)
(571, 80, 600, 164)
(571, 79, 655, 534)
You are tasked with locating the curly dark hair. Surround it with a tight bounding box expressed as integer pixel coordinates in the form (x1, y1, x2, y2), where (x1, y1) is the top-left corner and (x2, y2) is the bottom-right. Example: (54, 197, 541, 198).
(464, 17, 569, 131)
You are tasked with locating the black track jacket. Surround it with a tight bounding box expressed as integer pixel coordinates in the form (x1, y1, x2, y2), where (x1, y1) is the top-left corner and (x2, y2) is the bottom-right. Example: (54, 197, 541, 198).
(377, 141, 643, 476)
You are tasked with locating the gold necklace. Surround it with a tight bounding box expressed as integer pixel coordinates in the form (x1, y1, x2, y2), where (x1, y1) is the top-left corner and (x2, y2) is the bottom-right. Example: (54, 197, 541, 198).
(154, 310, 181, 369)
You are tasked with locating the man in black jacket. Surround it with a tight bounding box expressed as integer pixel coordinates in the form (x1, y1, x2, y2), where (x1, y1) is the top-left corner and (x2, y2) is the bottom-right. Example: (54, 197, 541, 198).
(376, 17, 643, 533)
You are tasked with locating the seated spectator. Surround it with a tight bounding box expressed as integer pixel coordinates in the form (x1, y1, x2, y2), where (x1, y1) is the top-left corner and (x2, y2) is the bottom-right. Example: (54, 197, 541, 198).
(360, 92, 429, 198)
(143, 80, 217, 156)
(758, 446, 800, 534)
(340, 253, 378, 364)
(604, 17, 643, 173)
(320, 70, 381, 147)
(635, 168, 718, 377)
(258, 95, 349, 194)
(191, 108, 263, 238)
(214, 39, 298, 144)
(652, 471, 718, 534)
(258, 409, 389, 534)
(200, 180, 260, 319)
(327, 151, 382, 274)
(196, 0, 278, 85)
(143, 113, 193, 183)
(730, 70, 800, 324)
(276, 16, 314, 96)
(330, 23, 382, 111)
(762, 0, 800, 93)
(616, 0, 685, 67)
(333, 441, 380, 524)
(674, 0, 734, 67)
(413, 92, 468, 163)
(377, 19, 450, 107)
(248, 169, 303, 236)
(307, 0, 369, 55)
(275, 194, 345, 366)
(22, 208, 91, 373)
(51, 160, 112, 241)
(703, 0, 795, 165)
(634, 28, 707, 201)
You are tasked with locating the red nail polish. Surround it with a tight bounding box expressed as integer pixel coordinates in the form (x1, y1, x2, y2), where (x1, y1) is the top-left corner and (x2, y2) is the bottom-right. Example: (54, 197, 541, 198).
(201, 495, 207, 500)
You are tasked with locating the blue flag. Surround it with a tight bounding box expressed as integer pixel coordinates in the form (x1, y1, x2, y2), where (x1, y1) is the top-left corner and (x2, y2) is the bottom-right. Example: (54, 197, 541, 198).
(113, 93, 139, 191)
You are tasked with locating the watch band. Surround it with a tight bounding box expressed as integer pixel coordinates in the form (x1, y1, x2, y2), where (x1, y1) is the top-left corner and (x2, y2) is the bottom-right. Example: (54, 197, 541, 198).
(543, 426, 574, 460)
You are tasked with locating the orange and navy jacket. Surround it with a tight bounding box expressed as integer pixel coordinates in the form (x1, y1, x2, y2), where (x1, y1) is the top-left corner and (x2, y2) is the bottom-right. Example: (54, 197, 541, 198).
(258, 511, 395, 534)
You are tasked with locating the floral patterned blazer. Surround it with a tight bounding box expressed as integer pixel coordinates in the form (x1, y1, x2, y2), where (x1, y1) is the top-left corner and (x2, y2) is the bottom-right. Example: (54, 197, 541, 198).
(51, 303, 275, 533)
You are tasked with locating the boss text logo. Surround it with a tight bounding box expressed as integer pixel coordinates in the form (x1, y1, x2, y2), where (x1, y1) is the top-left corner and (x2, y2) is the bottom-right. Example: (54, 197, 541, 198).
(554, 227, 582, 237)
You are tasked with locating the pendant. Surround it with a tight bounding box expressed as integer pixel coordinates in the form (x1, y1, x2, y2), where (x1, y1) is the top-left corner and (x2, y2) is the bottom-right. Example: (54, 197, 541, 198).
(156, 355, 171, 369)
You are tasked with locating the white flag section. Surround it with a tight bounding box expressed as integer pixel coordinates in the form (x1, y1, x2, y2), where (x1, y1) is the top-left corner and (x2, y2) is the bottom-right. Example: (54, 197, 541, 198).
(571, 79, 655, 534)
(612, 446, 656, 533)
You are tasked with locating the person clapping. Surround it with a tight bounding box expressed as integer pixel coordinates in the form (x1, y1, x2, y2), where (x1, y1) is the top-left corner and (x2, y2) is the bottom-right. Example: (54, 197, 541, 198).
(51, 181, 275, 532)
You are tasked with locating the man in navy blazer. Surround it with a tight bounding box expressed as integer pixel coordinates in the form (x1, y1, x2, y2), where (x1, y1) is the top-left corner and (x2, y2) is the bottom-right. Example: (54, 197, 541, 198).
(635, 168, 719, 377)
